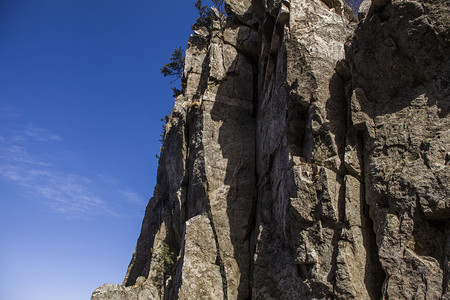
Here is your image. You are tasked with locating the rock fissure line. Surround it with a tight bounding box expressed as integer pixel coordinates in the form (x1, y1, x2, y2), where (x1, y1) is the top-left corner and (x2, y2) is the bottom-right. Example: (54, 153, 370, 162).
(208, 212, 229, 300)
(359, 129, 386, 299)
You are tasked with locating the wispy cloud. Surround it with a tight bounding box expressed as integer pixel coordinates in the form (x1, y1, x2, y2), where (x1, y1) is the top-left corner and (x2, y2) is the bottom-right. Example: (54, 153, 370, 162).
(0, 145, 50, 166)
(21, 124, 62, 142)
(0, 119, 145, 219)
(0, 107, 21, 119)
(118, 188, 146, 205)
(0, 164, 116, 217)
(4, 124, 62, 143)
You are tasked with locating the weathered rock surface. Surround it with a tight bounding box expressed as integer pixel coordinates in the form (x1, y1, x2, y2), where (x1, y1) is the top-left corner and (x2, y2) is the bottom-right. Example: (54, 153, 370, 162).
(92, 0, 449, 299)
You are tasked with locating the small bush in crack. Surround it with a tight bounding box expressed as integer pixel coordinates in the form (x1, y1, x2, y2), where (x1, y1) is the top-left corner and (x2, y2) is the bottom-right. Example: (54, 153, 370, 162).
(151, 242, 175, 276)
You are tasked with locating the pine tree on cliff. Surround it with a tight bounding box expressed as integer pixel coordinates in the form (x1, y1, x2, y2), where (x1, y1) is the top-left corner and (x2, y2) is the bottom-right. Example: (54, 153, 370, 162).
(161, 1, 225, 98)
(160, 46, 184, 97)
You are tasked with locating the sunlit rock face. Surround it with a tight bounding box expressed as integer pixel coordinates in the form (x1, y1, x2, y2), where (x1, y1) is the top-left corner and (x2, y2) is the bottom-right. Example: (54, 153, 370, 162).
(92, 0, 449, 299)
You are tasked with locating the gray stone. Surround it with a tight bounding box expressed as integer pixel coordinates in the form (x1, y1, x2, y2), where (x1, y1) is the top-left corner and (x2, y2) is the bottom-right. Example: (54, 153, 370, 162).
(177, 215, 224, 300)
(358, 0, 371, 20)
(224, 0, 252, 25)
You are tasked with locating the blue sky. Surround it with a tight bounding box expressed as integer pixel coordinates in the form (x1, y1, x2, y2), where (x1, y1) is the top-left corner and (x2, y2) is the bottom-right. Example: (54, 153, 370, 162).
(0, 1, 208, 299)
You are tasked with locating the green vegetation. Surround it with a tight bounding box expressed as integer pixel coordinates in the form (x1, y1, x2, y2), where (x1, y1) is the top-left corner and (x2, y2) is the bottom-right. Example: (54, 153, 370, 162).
(151, 241, 175, 277)
(157, 1, 226, 153)
(191, 0, 225, 30)
(313, 142, 326, 165)
(160, 1, 226, 99)
(160, 47, 185, 98)
(160, 47, 184, 80)
(159, 115, 170, 145)
(192, 0, 214, 30)
(211, 0, 225, 14)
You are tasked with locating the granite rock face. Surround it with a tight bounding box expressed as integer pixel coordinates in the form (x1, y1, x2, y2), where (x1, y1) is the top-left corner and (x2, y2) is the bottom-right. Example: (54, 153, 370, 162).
(92, 0, 449, 299)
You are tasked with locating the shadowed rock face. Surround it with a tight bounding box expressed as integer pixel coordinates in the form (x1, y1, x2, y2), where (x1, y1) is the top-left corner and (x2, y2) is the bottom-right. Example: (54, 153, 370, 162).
(92, 0, 449, 299)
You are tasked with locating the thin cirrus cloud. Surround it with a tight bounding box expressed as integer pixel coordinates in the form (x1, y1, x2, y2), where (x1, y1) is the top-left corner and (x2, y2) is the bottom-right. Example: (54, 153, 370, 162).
(0, 113, 145, 219)
(20, 124, 63, 142)
(0, 164, 117, 217)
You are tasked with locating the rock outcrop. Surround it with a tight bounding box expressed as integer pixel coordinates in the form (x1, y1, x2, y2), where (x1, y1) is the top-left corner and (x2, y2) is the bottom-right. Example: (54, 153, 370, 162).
(92, 0, 449, 299)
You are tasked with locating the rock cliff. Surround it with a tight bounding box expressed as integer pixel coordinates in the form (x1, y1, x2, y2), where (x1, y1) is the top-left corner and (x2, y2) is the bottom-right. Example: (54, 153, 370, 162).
(92, 0, 449, 299)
